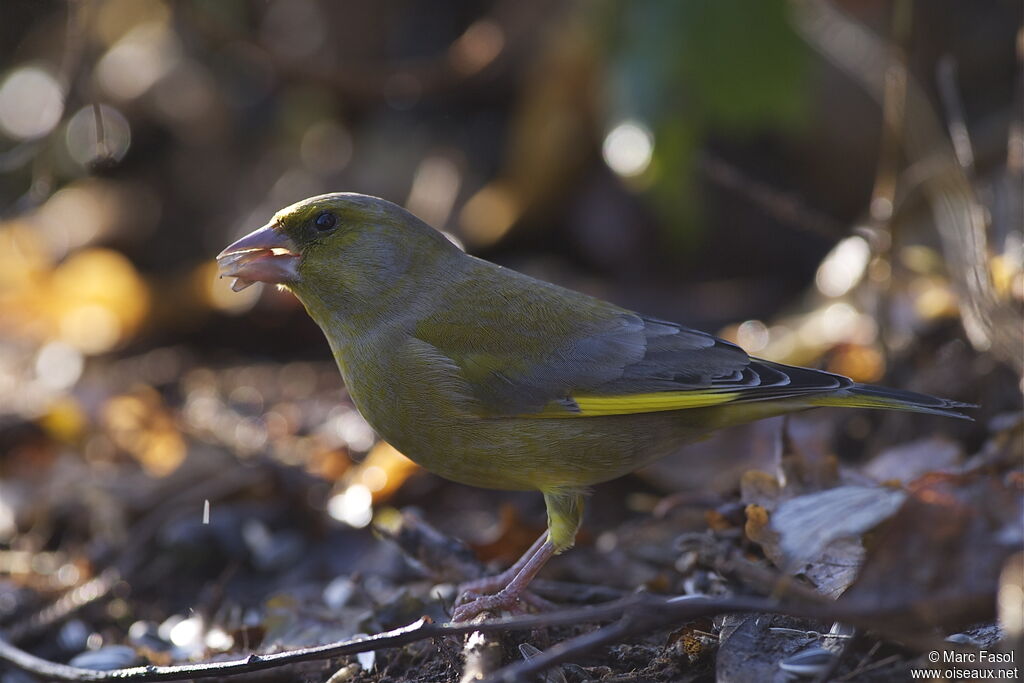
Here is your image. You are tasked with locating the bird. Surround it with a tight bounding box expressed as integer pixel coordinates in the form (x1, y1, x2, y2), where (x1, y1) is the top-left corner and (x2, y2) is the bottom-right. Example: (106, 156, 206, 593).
(217, 192, 972, 621)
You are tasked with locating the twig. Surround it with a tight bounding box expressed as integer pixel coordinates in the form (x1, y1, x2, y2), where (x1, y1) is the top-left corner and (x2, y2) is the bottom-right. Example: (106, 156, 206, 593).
(2, 569, 121, 644)
(89, 101, 112, 169)
(698, 153, 845, 241)
(1011, 25, 1024, 175)
(936, 57, 977, 177)
(847, 639, 883, 679)
(1004, 24, 1023, 252)
(530, 579, 626, 604)
(487, 614, 638, 682)
(0, 592, 990, 682)
(835, 653, 903, 681)
(0, 618, 436, 683)
(864, 0, 908, 237)
(375, 509, 486, 584)
(0, 597, 666, 682)
(58, 0, 92, 93)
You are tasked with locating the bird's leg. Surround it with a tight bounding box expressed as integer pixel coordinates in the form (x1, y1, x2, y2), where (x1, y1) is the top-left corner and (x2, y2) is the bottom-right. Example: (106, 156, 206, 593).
(456, 532, 548, 602)
(451, 540, 557, 621)
(451, 490, 584, 622)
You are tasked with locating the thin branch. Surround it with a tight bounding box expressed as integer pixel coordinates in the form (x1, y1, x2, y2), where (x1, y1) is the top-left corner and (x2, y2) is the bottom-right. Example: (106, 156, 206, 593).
(836, 653, 903, 681)
(1005, 24, 1023, 246)
(488, 614, 638, 682)
(2, 569, 121, 644)
(0, 618, 436, 683)
(839, 639, 884, 682)
(865, 0, 908, 236)
(936, 57, 977, 178)
(0, 593, 988, 682)
(698, 153, 846, 241)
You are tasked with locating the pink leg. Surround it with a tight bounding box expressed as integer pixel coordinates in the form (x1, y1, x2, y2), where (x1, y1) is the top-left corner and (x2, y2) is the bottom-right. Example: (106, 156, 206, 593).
(451, 540, 557, 622)
(456, 533, 548, 601)
(452, 491, 585, 621)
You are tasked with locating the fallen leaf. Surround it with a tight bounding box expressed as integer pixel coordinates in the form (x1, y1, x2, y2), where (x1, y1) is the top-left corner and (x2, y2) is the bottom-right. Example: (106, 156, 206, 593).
(840, 473, 1024, 631)
(864, 436, 963, 484)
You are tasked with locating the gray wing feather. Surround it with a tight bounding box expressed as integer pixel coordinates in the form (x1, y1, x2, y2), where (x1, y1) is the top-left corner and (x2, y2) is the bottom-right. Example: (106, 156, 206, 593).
(418, 267, 851, 417)
(514, 314, 853, 413)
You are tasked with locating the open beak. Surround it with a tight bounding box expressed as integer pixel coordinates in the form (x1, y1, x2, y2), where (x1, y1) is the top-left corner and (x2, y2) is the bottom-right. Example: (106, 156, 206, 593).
(216, 224, 300, 292)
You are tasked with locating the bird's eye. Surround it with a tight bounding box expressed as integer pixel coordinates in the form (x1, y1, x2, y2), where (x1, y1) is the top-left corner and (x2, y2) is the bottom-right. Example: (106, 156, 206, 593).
(314, 212, 337, 231)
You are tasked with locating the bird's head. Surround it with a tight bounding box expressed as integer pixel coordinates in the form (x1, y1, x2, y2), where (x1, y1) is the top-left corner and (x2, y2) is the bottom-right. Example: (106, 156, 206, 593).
(217, 193, 458, 318)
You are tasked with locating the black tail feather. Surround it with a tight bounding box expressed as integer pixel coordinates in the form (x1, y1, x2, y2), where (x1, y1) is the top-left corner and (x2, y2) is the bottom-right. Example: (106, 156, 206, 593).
(842, 383, 977, 420)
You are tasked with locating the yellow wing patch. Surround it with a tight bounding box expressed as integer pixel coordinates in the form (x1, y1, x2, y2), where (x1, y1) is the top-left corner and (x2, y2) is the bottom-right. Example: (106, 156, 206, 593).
(804, 395, 897, 410)
(528, 391, 740, 418)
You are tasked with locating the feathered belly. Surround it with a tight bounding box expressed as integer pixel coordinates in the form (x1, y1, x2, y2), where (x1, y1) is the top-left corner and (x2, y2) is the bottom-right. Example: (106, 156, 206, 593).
(335, 337, 718, 493)
(367, 407, 715, 493)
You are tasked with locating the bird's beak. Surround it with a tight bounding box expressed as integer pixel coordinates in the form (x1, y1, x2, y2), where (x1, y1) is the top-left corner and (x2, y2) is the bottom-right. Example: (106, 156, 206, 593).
(216, 224, 300, 292)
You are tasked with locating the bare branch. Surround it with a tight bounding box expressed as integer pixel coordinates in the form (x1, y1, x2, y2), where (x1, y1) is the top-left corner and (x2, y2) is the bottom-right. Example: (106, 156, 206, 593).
(0, 592, 989, 682)
(936, 57, 977, 177)
(698, 153, 846, 241)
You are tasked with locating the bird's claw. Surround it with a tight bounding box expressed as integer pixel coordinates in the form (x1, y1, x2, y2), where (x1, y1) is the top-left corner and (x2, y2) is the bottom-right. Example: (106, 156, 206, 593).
(452, 587, 556, 621)
(456, 568, 518, 602)
(452, 589, 524, 622)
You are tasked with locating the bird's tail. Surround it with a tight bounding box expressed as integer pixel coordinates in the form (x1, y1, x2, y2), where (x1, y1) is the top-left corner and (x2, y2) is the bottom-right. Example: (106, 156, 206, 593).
(807, 383, 976, 420)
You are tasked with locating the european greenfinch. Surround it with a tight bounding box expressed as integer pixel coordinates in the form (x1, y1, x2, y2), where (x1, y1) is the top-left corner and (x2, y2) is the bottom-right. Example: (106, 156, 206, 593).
(217, 193, 971, 621)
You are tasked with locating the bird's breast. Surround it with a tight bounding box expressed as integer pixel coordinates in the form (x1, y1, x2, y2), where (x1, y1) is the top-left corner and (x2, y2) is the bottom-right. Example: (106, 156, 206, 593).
(331, 331, 715, 494)
(331, 333, 495, 479)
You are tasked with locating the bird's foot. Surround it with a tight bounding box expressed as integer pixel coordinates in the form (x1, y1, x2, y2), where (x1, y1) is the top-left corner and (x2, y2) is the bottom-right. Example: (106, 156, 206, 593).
(451, 586, 556, 622)
(451, 535, 559, 621)
(456, 568, 519, 602)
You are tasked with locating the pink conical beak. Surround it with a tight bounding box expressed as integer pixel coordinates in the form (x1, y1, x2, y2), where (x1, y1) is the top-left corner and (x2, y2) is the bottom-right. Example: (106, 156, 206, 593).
(216, 224, 300, 291)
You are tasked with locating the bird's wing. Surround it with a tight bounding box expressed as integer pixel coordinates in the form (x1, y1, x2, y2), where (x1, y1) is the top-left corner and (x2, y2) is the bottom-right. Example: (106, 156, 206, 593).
(412, 273, 850, 418)
(531, 317, 853, 418)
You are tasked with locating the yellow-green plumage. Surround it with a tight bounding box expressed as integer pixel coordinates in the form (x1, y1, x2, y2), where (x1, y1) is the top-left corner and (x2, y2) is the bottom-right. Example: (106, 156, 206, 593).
(217, 192, 972, 618)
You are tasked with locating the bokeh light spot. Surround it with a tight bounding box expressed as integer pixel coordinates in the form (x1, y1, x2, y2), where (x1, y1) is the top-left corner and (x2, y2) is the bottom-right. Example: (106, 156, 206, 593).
(602, 120, 654, 178)
(95, 0, 171, 45)
(450, 19, 505, 75)
(96, 23, 181, 101)
(168, 616, 203, 649)
(406, 155, 461, 228)
(327, 484, 373, 528)
(66, 105, 131, 168)
(34, 183, 116, 256)
(35, 341, 84, 390)
(325, 408, 376, 452)
(361, 465, 388, 493)
(60, 304, 122, 354)
(201, 261, 261, 315)
(150, 61, 216, 124)
(0, 66, 64, 140)
(459, 182, 520, 247)
(816, 235, 870, 297)
(736, 320, 770, 352)
(51, 248, 149, 354)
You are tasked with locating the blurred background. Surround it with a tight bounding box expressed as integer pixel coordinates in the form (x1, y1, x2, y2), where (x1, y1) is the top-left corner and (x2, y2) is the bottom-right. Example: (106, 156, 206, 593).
(0, 0, 1021, 674)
